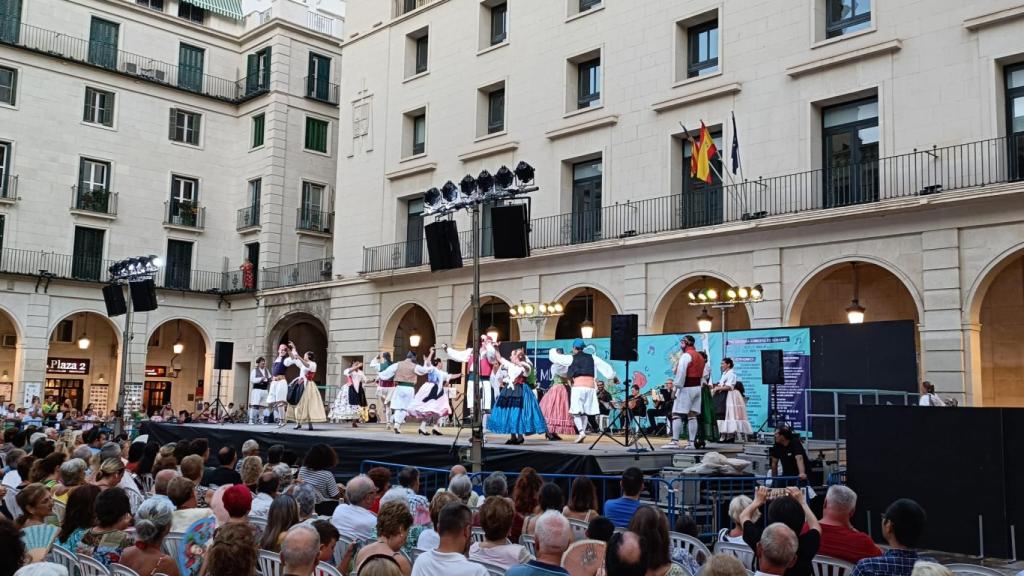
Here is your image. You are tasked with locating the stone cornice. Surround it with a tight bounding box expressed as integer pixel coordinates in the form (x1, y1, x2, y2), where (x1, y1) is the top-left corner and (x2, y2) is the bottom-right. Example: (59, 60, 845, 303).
(545, 114, 619, 141)
(786, 39, 902, 78)
(457, 140, 519, 162)
(385, 161, 437, 180)
(963, 4, 1024, 30)
(651, 82, 742, 113)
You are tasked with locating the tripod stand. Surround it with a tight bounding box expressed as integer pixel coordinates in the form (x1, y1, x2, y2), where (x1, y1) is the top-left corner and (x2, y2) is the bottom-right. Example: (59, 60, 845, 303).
(450, 377, 482, 455)
(756, 377, 785, 434)
(589, 361, 654, 455)
(210, 369, 228, 425)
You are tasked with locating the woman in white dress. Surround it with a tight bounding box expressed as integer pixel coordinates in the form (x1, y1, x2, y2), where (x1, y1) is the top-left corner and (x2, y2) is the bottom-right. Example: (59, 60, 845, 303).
(716, 358, 752, 441)
(329, 361, 365, 426)
(407, 350, 460, 436)
(284, 345, 327, 431)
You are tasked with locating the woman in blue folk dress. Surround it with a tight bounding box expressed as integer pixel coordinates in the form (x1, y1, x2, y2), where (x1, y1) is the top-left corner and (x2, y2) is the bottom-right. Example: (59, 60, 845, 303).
(488, 348, 547, 445)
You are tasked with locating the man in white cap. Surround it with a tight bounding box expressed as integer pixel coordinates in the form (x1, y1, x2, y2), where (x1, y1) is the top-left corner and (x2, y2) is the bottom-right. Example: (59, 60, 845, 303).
(549, 339, 615, 444)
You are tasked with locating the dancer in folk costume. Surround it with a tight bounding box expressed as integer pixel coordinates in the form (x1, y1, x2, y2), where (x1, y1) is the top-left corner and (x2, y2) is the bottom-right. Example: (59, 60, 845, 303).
(283, 342, 327, 431)
(488, 348, 547, 445)
(539, 373, 574, 441)
(662, 335, 707, 449)
(549, 339, 617, 444)
(330, 360, 366, 426)
(716, 358, 752, 441)
(444, 335, 499, 427)
(266, 343, 292, 426)
(370, 352, 395, 429)
(376, 351, 428, 434)
(408, 348, 460, 436)
(248, 356, 271, 424)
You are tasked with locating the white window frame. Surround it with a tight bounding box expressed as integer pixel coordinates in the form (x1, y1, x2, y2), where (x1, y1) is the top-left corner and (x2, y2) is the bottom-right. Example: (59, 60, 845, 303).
(84, 87, 115, 127)
(172, 109, 201, 145)
(171, 175, 198, 203)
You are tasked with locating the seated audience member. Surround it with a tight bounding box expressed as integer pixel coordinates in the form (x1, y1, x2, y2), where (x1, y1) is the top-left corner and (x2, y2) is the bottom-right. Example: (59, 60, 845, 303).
(720, 495, 755, 544)
(203, 446, 242, 487)
(757, 523, 799, 576)
(252, 470, 280, 517)
(297, 443, 342, 512)
(586, 516, 615, 542)
(14, 563, 70, 576)
(606, 531, 646, 576)
(167, 477, 215, 532)
(523, 482, 565, 537)
(910, 562, 954, 576)
(630, 505, 690, 576)
(179, 454, 208, 506)
(119, 497, 181, 576)
(311, 519, 341, 566)
(563, 477, 600, 523)
(54, 458, 87, 503)
(358, 556, 403, 576)
(603, 467, 644, 528)
(741, 487, 820, 576)
(436, 466, 480, 506)
(510, 468, 542, 543)
(76, 487, 134, 567)
(260, 494, 300, 552)
(851, 499, 928, 576)
(16, 483, 55, 529)
(0, 517, 29, 575)
(205, 521, 259, 576)
(266, 444, 285, 468)
(674, 514, 706, 569)
(331, 474, 378, 540)
(222, 483, 254, 523)
(698, 554, 748, 576)
(507, 510, 572, 576)
(2, 449, 26, 488)
(356, 501, 414, 576)
(240, 455, 263, 492)
(470, 496, 533, 569)
(383, 466, 429, 526)
(153, 468, 179, 496)
(418, 491, 460, 551)
(447, 474, 478, 509)
(410, 502, 488, 576)
(482, 471, 508, 498)
(291, 482, 319, 523)
(366, 467, 392, 514)
(817, 486, 883, 563)
(238, 439, 261, 469)
(57, 484, 102, 552)
(280, 524, 322, 576)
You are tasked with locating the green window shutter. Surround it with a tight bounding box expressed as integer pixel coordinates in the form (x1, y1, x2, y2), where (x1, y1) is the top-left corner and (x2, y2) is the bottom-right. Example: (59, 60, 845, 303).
(169, 108, 178, 140)
(191, 113, 201, 145)
(77, 158, 87, 192)
(262, 47, 271, 86)
(103, 92, 114, 126)
(179, 44, 204, 92)
(246, 53, 257, 93)
(305, 117, 313, 150)
(84, 88, 94, 122)
(252, 114, 264, 148)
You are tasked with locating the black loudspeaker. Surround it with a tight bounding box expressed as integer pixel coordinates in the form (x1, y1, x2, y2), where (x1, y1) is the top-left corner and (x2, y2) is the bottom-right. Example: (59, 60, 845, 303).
(491, 204, 530, 259)
(424, 220, 463, 272)
(214, 341, 234, 370)
(129, 279, 158, 312)
(761, 349, 784, 385)
(102, 284, 127, 317)
(610, 314, 639, 362)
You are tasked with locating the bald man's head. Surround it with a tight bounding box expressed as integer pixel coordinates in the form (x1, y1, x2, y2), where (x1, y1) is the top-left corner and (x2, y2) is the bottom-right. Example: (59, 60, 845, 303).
(154, 469, 180, 495)
(450, 464, 467, 479)
(280, 524, 320, 574)
(607, 531, 646, 576)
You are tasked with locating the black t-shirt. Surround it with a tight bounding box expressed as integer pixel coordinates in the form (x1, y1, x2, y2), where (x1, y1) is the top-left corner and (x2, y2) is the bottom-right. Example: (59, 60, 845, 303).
(770, 440, 807, 477)
(743, 520, 820, 576)
(203, 466, 242, 487)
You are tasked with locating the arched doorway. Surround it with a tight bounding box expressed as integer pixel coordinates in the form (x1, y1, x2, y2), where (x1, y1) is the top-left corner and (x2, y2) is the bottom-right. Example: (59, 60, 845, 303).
(973, 252, 1024, 406)
(384, 304, 436, 361)
(145, 319, 209, 417)
(45, 311, 119, 416)
(0, 308, 20, 405)
(788, 261, 919, 327)
(453, 296, 521, 347)
(268, 313, 329, 388)
(552, 287, 618, 339)
(650, 275, 752, 335)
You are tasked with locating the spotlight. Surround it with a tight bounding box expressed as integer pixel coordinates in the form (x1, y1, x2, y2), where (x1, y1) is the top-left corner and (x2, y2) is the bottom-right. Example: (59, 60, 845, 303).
(553, 303, 564, 313)
(524, 304, 534, 315)
(751, 285, 763, 300)
(539, 304, 548, 313)
(514, 161, 535, 184)
(706, 288, 718, 301)
(440, 181, 459, 204)
(459, 174, 478, 198)
(476, 170, 494, 195)
(738, 287, 749, 299)
(698, 292, 708, 302)
(726, 288, 737, 300)
(697, 309, 713, 333)
(423, 187, 442, 211)
(494, 166, 514, 189)
(150, 255, 163, 269)
(688, 290, 698, 301)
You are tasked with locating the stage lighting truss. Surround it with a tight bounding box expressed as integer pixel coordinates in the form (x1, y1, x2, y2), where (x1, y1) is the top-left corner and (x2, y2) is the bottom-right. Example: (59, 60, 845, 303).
(508, 301, 564, 319)
(423, 161, 537, 216)
(687, 284, 764, 306)
(108, 255, 163, 281)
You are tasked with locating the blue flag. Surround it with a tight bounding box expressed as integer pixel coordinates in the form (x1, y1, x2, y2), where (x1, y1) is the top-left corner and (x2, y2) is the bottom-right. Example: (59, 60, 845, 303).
(731, 111, 741, 175)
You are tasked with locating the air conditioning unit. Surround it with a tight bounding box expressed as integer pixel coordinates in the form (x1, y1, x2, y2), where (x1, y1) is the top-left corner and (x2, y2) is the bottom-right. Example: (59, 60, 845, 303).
(153, 69, 166, 82)
(1, 334, 15, 348)
(124, 62, 138, 75)
(320, 260, 333, 277)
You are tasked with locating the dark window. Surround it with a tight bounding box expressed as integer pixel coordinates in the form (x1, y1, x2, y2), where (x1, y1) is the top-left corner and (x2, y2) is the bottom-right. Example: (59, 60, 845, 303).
(165, 239, 193, 290)
(245, 242, 259, 288)
(406, 198, 424, 267)
(45, 379, 83, 411)
(169, 175, 199, 227)
(248, 178, 262, 209)
(305, 117, 329, 153)
(1007, 64, 1024, 181)
(0, 0, 22, 44)
(487, 88, 505, 134)
(415, 35, 429, 74)
(169, 109, 201, 145)
(490, 2, 507, 45)
(555, 294, 593, 340)
(87, 17, 119, 70)
(826, 0, 871, 38)
(178, 1, 205, 23)
(72, 226, 105, 281)
(822, 97, 879, 207)
(411, 113, 426, 155)
(687, 20, 719, 78)
(403, 0, 417, 14)
(579, 0, 601, 12)
(52, 319, 74, 343)
(571, 158, 602, 243)
(577, 57, 600, 109)
(307, 52, 332, 101)
(178, 43, 205, 92)
(300, 181, 325, 230)
(0, 214, 5, 253)
(481, 200, 502, 257)
(83, 87, 114, 126)
(680, 129, 723, 228)
(245, 47, 271, 95)
(251, 113, 265, 148)
(0, 141, 10, 200)
(135, 0, 163, 11)
(0, 66, 16, 106)
(143, 381, 171, 413)
(76, 158, 112, 213)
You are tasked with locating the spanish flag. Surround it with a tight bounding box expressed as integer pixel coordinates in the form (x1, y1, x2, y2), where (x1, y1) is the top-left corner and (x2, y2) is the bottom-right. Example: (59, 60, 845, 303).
(689, 121, 718, 184)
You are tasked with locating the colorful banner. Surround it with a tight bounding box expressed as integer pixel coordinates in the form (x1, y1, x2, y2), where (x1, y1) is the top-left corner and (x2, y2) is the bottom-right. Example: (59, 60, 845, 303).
(520, 327, 812, 434)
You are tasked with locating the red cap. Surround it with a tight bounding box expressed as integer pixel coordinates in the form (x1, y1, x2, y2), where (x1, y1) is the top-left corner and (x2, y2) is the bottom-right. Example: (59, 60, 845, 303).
(222, 484, 253, 518)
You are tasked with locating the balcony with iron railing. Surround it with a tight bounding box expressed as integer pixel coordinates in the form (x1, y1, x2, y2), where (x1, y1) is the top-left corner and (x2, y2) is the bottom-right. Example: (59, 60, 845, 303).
(304, 76, 339, 105)
(237, 205, 260, 231)
(0, 18, 269, 103)
(395, 0, 439, 17)
(164, 200, 206, 230)
(0, 174, 16, 203)
(70, 185, 117, 218)
(296, 207, 334, 235)
(362, 133, 1024, 274)
(244, 1, 343, 39)
(261, 257, 333, 290)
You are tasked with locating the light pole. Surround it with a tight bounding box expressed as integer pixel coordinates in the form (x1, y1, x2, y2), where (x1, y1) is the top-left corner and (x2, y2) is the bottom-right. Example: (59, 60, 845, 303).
(690, 283, 764, 357)
(508, 301, 564, 368)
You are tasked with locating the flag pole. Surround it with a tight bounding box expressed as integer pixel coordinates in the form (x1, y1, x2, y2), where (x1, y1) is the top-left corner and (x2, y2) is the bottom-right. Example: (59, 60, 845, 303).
(680, 121, 746, 218)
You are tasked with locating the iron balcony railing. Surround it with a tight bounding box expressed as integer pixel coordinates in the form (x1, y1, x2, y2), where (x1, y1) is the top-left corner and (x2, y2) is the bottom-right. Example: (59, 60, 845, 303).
(0, 247, 253, 293)
(362, 133, 1024, 273)
(306, 12, 338, 36)
(164, 200, 205, 229)
(304, 76, 339, 104)
(71, 185, 117, 216)
(261, 257, 333, 290)
(0, 18, 269, 103)
(296, 207, 334, 234)
(395, 0, 438, 16)
(0, 174, 16, 202)
(237, 205, 260, 230)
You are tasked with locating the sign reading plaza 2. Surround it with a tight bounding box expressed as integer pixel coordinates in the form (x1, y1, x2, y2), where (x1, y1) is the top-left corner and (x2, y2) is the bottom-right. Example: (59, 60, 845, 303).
(46, 357, 91, 375)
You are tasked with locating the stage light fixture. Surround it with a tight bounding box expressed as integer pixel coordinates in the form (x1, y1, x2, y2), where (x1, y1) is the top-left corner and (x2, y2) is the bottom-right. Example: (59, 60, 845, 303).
(750, 285, 763, 299)
(476, 170, 495, 196)
(726, 288, 738, 300)
(697, 309, 713, 333)
(423, 187, 442, 212)
(706, 288, 718, 301)
(738, 287, 749, 299)
(459, 174, 478, 197)
(514, 161, 535, 185)
(494, 166, 514, 189)
(440, 181, 460, 204)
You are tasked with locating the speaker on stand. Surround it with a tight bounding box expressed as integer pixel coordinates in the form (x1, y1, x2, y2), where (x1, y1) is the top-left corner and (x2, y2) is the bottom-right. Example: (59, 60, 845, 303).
(591, 314, 653, 455)
(757, 349, 785, 433)
(212, 342, 234, 423)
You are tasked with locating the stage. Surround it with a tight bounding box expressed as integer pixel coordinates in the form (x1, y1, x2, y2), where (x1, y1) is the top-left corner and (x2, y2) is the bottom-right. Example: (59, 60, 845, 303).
(143, 421, 696, 477)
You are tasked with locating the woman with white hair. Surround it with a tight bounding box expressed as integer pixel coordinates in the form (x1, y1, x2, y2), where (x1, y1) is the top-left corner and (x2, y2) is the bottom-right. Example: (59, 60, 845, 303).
(119, 497, 181, 576)
(447, 474, 478, 508)
(719, 495, 757, 543)
(54, 458, 87, 504)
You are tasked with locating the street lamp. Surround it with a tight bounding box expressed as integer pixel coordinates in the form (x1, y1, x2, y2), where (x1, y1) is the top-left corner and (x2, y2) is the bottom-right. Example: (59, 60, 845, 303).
(409, 330, 422, 348)
(77, 313, 90, 350)
(846, 263, 865, 324)
(172, 319, 184, 354)
(697, 309, 713, 333)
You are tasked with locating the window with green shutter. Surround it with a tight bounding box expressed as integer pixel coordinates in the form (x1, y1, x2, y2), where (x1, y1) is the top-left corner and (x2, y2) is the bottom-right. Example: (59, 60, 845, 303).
(169, 108, 202, 145)
(0, 66, 15, 106)
(0, 0, 23, 44)
(178, 43, 204, 92)
(246, 47, 271, 95)
(307, 53, 331, 101)
(87, 17, 119, 70)
(83, 87, 114, 127)
(251, 113, 265, 148)
(304, 117, 328, 153)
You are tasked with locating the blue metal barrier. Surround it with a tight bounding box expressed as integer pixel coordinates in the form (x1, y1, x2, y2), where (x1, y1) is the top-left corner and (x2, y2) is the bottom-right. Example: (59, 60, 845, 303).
(669, 475, 801, 542)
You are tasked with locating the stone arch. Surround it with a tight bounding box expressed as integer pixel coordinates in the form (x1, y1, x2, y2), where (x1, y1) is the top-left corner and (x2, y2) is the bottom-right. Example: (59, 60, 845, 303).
(48, 309, 123, 341)
(0, 305, 22, 400)
(44, 310, 123, 412)
(145, 316, 213, 353)
(380, 301, 436, 360)
(266, 311, 329, 386)
(546, 285, 621, 340)
(648, 271, 754, 335)
(453, 295, 521, 347)
(143, 318, 211, 414)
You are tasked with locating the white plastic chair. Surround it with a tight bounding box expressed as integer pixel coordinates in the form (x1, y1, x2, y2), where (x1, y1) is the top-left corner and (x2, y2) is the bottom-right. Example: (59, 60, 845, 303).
(138, 474, 155, 495)
(77, 553, 113, 576)
(259, 549, 283, 576)
(811, 556, 855, 576)
(669, 531, 712, 565)
(471, 526, 486, 543)
(519, 533, 537, 556)
(48, 544, 80, 576)
(162, 532, 184, 564)
(127, 488, 145, 513)
(473, 560, 506, 576)
(4, 486, 21, 519)
(51, 499, 67, 522)
(568, 519, 589, 541)
(314, 561, 344, 576)
(713, 541, 754, 570)
(945, 565, 1006, 576)
(110, 564, 141, 576)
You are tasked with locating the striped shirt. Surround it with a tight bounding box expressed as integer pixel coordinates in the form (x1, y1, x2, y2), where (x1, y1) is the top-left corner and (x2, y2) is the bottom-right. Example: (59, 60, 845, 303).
(297, 467, 339, 502)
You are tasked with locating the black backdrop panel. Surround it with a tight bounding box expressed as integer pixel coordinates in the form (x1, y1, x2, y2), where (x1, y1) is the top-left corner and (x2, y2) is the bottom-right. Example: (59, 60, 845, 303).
(848, 405, 1019, 557)
(810, 320, 918, 393)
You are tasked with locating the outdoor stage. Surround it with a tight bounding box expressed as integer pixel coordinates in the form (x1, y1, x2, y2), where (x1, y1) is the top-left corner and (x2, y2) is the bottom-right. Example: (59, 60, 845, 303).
(142, 421, 693, 477)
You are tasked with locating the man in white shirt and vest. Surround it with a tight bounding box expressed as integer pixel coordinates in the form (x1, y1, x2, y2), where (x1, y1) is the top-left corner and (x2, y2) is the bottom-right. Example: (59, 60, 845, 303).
(377, 351, 432, 434)
(663, 335, 706, 450)
(249, 356, 271, 424)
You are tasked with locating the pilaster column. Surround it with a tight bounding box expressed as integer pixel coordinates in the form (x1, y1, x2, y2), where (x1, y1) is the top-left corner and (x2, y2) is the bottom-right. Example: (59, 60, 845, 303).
(752, 248, 783, 328)
(623, 263, 647, 333)
(919, 229, 967, 402)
